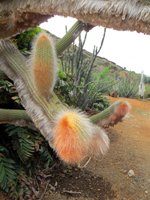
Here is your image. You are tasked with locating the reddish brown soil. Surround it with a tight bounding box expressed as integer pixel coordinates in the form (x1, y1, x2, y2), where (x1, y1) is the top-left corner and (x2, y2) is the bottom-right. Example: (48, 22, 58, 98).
(1, 97, 150, 200)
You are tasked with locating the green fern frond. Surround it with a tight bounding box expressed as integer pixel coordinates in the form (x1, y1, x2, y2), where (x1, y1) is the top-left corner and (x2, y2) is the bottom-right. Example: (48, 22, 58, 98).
(0, 145, 9, 155)
(39, 146, 53, 169)
(5, 125, 35, 162)
(0, 157, 17, 191)
(17, 134, 35, 162)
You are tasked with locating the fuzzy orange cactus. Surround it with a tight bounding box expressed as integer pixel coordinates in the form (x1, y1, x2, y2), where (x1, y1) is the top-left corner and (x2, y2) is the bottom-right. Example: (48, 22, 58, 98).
(105, 101, 131, 126)
(52, 109, 109, 165)
(0, 30, 132, 167)
(97, 101, 131, 128)
(31, 32, 57, 100)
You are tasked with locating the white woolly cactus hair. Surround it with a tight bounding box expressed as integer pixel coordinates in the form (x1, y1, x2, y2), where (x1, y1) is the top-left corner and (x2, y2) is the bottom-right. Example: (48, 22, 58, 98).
(89, 126, 110, 157)
(31, 32, 57, 100)
(52, 109, 109, 165)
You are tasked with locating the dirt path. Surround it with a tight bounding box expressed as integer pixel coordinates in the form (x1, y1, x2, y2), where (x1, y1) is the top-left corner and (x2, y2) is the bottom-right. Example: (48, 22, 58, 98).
(43, 97, 150, 200)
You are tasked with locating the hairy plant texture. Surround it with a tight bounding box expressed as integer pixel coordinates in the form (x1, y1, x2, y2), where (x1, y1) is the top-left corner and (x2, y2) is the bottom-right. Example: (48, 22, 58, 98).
(0, 30, 130, 166)
(0, 19, 132, 199)
(52, 109, 109, 164)
(31, 32, 57, 99)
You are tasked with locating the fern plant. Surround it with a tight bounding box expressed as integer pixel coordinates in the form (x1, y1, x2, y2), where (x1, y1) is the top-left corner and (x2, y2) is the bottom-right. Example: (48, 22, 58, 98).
(5, 126, 35, 163)
(39, 145, 53, 169)
(0, 146, 17, 192)
(0, 124, 54, 199)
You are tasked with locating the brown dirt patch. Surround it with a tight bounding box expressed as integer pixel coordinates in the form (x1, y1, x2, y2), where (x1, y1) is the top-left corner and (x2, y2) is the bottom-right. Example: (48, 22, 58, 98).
(43, 164, 116, 200)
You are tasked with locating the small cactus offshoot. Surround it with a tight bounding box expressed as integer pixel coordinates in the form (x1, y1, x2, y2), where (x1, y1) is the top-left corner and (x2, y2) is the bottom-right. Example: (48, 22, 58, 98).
(31, 32, 57, 100)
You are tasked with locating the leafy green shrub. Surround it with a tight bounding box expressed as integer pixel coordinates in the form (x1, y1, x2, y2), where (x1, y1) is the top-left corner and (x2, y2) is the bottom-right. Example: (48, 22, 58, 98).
(90, 95, 109, 111)
(115, 72, 140, 98)
(0, 125, 53, 199)
(13, 27, 43, 52)
(92, 67, 116, 94)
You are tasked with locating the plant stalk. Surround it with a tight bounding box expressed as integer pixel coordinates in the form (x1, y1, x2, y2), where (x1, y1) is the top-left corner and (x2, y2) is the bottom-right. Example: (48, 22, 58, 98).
(56, 20, 89, 55)
(0, 109, 30, 122)
(90, 102, 118, 124)
(0, 100, 126, 127)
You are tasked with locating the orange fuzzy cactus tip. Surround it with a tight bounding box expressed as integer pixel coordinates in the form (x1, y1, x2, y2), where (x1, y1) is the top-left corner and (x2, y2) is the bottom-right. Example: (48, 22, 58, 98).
(31, 32, 57, 100)
(114, 101, 131, 118)
(52, 110, 94, 165)
(107, 101, 131, 126)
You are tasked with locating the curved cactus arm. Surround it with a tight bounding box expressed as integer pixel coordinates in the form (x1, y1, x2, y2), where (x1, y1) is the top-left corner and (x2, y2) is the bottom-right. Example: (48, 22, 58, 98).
(0, 109, 30, 122)
(0, 109, 36, 130)
(0, 100, 130, 128)
(90, 100, 131, 128)
(31, 32, 57, 100)
(56, 20, 93, 55)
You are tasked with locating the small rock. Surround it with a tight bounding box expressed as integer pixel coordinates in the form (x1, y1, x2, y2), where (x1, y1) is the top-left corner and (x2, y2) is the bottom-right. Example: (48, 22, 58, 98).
(128, 169, 135, 177)
(145, 190, 148, 194)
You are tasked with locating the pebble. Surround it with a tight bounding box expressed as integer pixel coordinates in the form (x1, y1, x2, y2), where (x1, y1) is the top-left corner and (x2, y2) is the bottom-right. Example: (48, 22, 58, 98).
(128, 169, 135, 177)
(145, 190, 148, 194)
